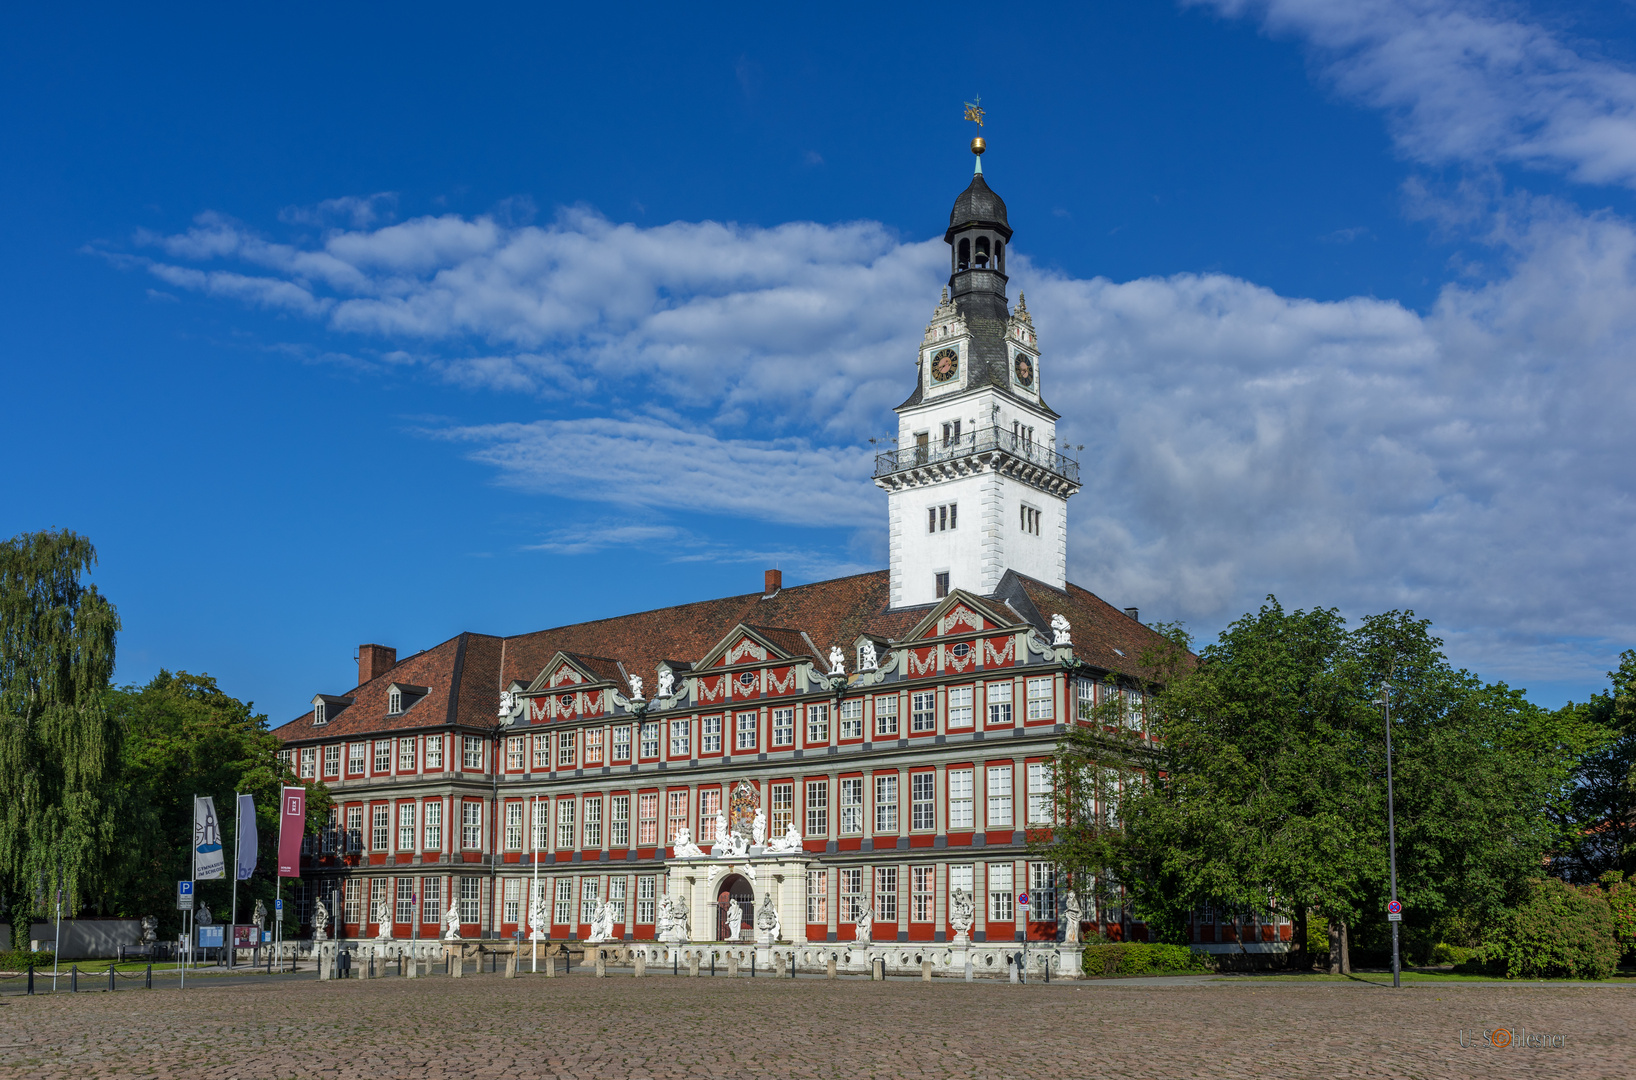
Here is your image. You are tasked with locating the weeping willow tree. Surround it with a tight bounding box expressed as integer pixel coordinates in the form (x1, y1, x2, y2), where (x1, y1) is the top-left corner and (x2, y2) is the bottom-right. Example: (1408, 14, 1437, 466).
(0, 530, 121, 945)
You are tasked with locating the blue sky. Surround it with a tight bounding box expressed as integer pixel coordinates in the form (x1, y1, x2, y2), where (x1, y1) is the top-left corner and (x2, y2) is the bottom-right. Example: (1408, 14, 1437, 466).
(4, 0, 1636, 720)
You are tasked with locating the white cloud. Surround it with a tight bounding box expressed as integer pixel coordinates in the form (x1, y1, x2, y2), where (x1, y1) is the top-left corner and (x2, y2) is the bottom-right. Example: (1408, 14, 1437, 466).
(435, 416, 882, 529)
(1194, 0, 1636, 187)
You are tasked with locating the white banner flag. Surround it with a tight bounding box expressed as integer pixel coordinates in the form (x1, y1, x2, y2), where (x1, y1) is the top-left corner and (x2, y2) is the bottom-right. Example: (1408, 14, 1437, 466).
(194, 796, 225, 880)
(235, 794, 257, 881)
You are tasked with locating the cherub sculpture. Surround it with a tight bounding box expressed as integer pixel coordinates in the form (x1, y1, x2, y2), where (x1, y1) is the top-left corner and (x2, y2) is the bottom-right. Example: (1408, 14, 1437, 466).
(1051, 613, 1072, 646)
(828, 645, 846, 676)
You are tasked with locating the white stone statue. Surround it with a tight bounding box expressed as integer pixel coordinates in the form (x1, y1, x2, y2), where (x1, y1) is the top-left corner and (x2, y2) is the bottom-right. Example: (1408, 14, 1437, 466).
(949, 888, 975, 945)
(656, 895, 674, 941)
(752, 809, 767, 847)
(755, 891, 780, 944)
(310, 899, 328, 942)
(659, 895, 690, 943)
(672, 826, 705, 858)
(828, 645, 846, 676)
(528, 888, 548, 942)
(657, 667, 674, 699)
(1051, 613, 1072, 646)
(853, 902, 873, 943)
(628, 675, 644, 701)
(859, 639, 878, 672)
(197, 902, 214, 926)
(498, 690, 516, 718)
(375, 896, 394, 939)
(251, 900, 267, 932)
(725, 897, 744, 942)
(443, 900, 461, 941)
(766, 822, 803, 854)
(1063, 891, 1084, 944)
(586, 900, 614, 944)
(141, 915, 159, 944)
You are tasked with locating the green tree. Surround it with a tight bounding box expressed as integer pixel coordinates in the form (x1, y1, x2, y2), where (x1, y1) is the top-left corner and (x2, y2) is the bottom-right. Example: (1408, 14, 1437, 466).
(105, 671, 331, 936)
(0, 530, 121, 947)
(1553, 651, 1636, 883)
(1097, 599, 1584, 972)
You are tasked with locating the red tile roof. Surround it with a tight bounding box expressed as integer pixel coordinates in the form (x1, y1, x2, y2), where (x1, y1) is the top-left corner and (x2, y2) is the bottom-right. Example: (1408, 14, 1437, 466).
(271, 569, 1187, 744)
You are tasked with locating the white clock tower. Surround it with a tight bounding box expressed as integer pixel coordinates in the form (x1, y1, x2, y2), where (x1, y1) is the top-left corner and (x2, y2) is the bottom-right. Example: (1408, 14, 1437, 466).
(874, 139, 1080, 608)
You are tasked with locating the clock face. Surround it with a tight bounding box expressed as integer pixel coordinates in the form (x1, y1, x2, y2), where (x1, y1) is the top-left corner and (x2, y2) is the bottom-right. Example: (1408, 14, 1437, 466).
(931, 347, 960, 383)
(1014, 354, 1034, 387)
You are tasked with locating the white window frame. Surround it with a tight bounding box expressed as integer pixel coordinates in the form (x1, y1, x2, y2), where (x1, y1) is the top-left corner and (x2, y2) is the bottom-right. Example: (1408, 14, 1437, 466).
(735, 710, 758, 751)
(610, 794, 630, 848)
(398, 803, 417, 851)
(532, 733, 551, 771)
(911, 865, 934, 922)
(988, 863, 1014, 923)
(640, 721, 660, 759)
(875, 774, 898, 833)
(805, 779, 829, 837)
(1027, 761, 1054, 826)
(613, 724, 632, 761)
(557, 798, 577, 850)
(875, 695, 899, 737)
(421, 877, 441, 924)
(371, 804, 389, 851)
(987, 681, 1013, 726)
(553, 878, 573, 925)
(422, 802, 442, 851)
(669, 719, 690, 759)
(637, 876, 656, 924)
(806, 869, 829, 924)
(584, 728, 604, 764)
(772, 707, 795, 747)
(770, 782, 793, 837)
(348, 742, 366, 775)
(425, 735, 444, 771)
(987, 765, 1014, 831)
(839, 699, 863, 740)
(838, 777, 862, 836)
(505, 802, 523, 850)
(911, 772, 936, 831)
(875, 866, 898, 922)
(699, 788, 721, 842)
(558, 731, 576, 769)
(911, 691, 936, 733)
(806, 704, 830, 744)
(701, 715, 722, 755)
(948, 686, 974, 729)
(1027, 677, 1054, 720)
(949, 768, 975, 831)
(462, 736, 483, 770)
(461, 801, 482, 850)
(638, 793, 659, 846)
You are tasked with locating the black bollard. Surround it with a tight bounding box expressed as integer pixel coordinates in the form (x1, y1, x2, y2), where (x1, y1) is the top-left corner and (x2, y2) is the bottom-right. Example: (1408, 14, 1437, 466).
(72, 964, 78, 992)
(146, 963, 152, 989)
(710, 954, 715, 977)
(26, 962, 33, 995)
(109, 965, 115, 992)
(751, 953, 756, 978)
(673, 954, 677, 977)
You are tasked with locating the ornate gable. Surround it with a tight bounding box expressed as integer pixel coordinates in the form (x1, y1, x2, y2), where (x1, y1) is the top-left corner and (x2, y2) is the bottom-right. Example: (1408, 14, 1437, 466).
(903, 591, 1015, 642)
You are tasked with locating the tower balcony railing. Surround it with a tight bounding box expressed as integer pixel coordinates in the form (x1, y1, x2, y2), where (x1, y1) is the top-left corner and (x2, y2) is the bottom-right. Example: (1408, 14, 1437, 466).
(873, 424, 1080, 485)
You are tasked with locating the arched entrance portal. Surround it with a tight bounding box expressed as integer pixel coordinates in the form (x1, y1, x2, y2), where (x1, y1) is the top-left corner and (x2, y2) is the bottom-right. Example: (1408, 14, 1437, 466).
(715, 874, 755, 942)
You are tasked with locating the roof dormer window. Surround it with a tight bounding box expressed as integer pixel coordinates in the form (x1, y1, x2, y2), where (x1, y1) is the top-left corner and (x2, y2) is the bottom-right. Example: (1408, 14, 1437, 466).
(385, 682, 430, 716)
(314, 701, 326, 726)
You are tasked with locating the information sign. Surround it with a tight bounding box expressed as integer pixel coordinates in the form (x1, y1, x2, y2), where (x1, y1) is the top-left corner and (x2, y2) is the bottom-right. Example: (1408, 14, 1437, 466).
(176, 880, 194, 910)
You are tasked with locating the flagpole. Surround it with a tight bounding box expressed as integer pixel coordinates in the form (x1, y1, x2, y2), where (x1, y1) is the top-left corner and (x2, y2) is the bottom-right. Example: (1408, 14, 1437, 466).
(229, 792, 239, 968)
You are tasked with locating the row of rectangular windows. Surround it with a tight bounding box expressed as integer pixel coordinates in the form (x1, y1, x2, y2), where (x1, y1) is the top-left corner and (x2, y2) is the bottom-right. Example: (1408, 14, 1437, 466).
(283, 681, 1147, 781)
(313, 762, 1130, 856)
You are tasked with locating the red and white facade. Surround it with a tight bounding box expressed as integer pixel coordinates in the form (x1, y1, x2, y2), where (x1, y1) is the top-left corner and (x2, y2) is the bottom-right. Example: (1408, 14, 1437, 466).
(272, 144, 1282, 960)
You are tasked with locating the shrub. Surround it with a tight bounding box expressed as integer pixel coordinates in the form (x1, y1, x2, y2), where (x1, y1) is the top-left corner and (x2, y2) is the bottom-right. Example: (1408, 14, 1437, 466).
(1488, 877, 1620, 980)
(1082, 942, 1214, 977)
(1431, 943, 1480, 965)
(0, 949, 55, 970)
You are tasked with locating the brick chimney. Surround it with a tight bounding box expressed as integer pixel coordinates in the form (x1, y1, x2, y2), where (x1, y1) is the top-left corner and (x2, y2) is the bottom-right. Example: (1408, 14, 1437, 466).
(358, 643, 397, 687)
(764, 568, 782, 596)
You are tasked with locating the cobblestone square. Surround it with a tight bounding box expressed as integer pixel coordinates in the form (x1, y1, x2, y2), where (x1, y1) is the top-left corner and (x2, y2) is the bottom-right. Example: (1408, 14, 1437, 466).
(2, 972, 1633, 1080)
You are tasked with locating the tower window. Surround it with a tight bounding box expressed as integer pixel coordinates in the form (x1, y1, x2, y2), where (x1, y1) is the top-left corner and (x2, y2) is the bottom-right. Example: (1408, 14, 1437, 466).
(996, 240, 1004, 271)
(935, 572, 950, 599)
(1021, 506, 1041, 535)
(957, 238, 970, 271)
(941, 419, 962, 446)
(928, 503, 958, 533)
(1012, 421, 1036, 449)
(975, 236, 990, 268)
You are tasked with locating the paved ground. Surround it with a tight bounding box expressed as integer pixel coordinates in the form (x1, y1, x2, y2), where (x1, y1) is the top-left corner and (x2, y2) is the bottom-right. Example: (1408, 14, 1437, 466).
(1, 969, 1631, 1079)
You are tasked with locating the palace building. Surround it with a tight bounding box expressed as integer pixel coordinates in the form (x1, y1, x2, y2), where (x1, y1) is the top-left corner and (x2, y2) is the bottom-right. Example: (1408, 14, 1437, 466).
(272, 140, 1253, 965)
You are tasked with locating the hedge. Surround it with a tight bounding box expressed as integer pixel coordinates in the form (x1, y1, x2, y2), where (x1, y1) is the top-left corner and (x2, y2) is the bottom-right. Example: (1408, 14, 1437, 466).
(1082, 942, 1214, 977)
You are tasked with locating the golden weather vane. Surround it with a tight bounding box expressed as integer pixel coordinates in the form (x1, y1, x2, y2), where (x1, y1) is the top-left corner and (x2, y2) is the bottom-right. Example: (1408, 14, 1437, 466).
(963, 95, 985, 127)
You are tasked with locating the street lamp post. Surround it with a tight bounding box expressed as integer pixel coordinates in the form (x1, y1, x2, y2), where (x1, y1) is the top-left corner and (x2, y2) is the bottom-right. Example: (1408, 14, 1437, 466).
(531, 793, 542, 973)
(1378, 677, 1402, 990)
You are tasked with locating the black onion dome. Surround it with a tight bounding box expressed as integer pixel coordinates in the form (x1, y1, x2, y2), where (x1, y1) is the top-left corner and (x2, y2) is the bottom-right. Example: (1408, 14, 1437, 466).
(945, 173, 1012, 242)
